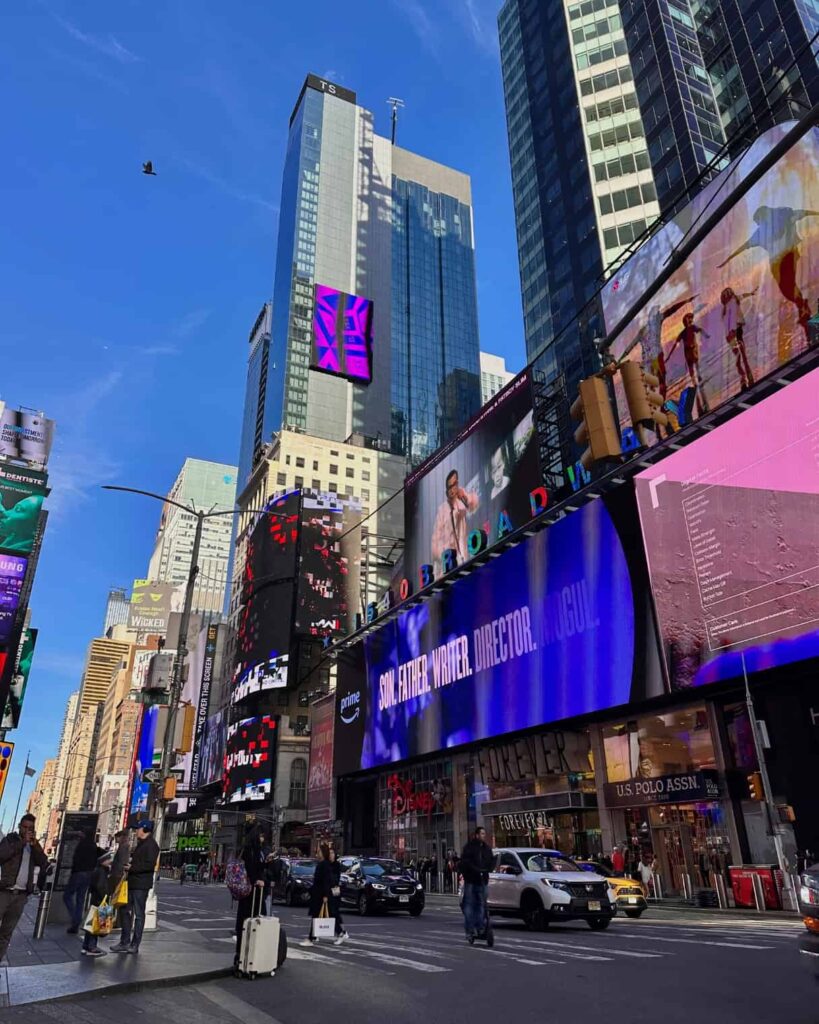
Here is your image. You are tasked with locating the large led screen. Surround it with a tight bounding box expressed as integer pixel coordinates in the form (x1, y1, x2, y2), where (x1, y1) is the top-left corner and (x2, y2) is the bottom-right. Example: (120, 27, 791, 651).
(311, 284, 373, 384)
(232, 494, 300, 700)
(296, 493, 362, 638)
(602, 123, 819, 441)
(0, 466, 48, 557)
(306, 693, 335, 822)
(635, 366, 819, 689)
(0, 555, 27, 644)
(404, 371, 541, 583)
(223, 714, 277, 803)
(196, 708, 227, 788)
(1, 627, 37, 730)
(335, 492, 664, 774)
(129, 704, 160, 817)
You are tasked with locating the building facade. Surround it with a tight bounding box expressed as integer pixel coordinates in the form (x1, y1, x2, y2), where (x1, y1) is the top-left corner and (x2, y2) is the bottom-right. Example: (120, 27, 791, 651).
(479, 352, 516, 403)
(146, 458, 238, 616)
(103, 587, 130, 636)
(242, 74, 482, 482)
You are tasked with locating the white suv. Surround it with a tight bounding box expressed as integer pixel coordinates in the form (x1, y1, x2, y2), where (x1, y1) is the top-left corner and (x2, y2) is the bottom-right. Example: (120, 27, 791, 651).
(487, 848, 617, 931)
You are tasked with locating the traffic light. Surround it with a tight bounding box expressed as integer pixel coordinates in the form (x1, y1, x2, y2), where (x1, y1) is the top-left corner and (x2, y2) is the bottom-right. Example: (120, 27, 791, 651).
(620, 361, 668, 445)
(162, 776, 178, 801)
(570, 376, 622, 470)
(747, 771, 764, 801)
(0, 742, 13, 802)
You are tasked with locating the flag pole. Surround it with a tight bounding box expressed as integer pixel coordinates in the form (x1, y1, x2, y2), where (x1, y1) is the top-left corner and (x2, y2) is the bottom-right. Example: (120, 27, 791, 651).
(12, 751, 30, 826)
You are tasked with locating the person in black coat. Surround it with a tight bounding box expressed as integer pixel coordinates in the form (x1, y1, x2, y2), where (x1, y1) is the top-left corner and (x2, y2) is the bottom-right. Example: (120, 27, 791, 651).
(301, 844, 347, 946)
(81, 851, 113, 958)
(63, 828, 105, 934)
(233, 825, 266, 967)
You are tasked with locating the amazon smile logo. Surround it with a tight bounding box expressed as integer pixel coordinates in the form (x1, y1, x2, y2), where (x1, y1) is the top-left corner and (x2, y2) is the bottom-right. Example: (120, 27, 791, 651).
(340, 690, 361, 724)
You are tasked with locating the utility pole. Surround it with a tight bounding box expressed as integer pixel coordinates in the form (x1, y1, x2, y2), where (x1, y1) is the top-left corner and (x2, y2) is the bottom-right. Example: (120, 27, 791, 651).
(387, 97, 405, 145)
(741, 653, 798, 911)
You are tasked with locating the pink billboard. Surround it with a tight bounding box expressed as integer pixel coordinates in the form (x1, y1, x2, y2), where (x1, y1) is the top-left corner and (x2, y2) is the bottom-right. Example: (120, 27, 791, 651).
(602, 123, 819, 441)
(634, 367, 819, 689)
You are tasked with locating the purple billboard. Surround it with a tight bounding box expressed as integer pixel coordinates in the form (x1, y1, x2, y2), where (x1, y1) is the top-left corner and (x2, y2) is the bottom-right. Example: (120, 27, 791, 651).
(0, 555, 27, 644)
(311, 284, 373, 384)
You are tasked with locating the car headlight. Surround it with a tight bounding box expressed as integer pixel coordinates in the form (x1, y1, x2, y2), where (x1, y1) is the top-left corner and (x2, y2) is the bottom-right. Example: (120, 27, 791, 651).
(802, 873, 819, 891)
(371, 883, 387, 890)
(416, 883, 423, 890)
(543, 879, 570, 892)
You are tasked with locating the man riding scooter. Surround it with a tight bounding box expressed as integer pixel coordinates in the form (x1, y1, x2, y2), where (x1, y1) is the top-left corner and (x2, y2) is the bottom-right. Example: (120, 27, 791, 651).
(459, 826, 495, 946)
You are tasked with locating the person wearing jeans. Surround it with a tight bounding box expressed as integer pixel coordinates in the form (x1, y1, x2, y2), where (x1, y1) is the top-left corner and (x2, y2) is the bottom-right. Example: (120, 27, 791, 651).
(0, 814, 49, 963)
(111, 820, 158, 954)
(459, 827, 494, 942)
(63, 828, 103, 934)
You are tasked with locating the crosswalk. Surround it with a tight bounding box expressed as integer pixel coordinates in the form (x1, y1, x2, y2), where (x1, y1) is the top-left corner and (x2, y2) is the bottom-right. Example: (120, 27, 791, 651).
(155, 886, 803, 982)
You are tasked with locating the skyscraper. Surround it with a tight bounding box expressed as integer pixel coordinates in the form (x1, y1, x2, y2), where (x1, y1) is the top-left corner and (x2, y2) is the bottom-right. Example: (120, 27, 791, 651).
(238, 304, 272, 487)
(241, 74, 482, 479)
(146, 458, 238, 616)
(479, 351, 516, 403)
(103, 587, 130, 636)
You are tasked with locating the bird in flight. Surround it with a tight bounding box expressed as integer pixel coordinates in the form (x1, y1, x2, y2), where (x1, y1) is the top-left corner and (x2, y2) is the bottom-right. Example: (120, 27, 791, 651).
(142, 161, 157, 176)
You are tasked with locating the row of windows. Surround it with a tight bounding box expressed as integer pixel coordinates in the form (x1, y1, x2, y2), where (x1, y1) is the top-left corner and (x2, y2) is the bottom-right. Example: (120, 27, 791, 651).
(286, 454, 370, 469)
(584, 91, 639, 122)
(576, 36, 629, 69)
(571, 12, 621, 47)
(602, 216, 648, 251)
(275, 471, 372, 503)
(568, 0, 619, 20)
(579, 63, 633, 96)
(588, 118, 644, 151)
(597, 180, 656, 214)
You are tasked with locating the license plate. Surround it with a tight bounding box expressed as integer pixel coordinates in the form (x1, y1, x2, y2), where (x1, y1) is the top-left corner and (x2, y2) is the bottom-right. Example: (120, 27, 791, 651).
(628, 897, 638, 904)
(399, 896, 410, 903)
(588, 900, 601, 911)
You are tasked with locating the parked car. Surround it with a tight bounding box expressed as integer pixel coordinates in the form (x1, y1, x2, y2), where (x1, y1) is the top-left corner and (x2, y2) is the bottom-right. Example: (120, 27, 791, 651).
(487, 848, 617, 931)
(799, 861, 819, 934)
(339, 857, 425, 917)
(575, 859, 648, 918)
(283, 858, 318, 906)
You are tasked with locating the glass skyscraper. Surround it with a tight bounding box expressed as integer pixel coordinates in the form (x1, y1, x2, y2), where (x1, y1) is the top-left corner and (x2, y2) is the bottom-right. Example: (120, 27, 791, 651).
(239, 74, 482, 485)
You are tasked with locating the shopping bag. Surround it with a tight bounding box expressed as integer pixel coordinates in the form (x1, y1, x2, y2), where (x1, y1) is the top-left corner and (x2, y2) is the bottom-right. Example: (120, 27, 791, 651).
(92, 898, 115, 937)
(112, 879, 128, 907)
(312, 898, 335, 940)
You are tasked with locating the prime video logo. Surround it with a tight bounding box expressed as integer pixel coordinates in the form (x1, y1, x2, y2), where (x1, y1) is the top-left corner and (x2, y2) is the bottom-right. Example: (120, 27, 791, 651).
(340, 690, 361, 724)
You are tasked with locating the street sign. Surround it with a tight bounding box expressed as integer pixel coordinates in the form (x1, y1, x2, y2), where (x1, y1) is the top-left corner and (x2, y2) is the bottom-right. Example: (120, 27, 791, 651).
(142, 769, 164, 784)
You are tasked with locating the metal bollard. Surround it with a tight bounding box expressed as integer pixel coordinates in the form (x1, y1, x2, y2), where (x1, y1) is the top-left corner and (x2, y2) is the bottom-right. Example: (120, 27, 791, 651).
(681, 873, 693, 900)
(714, 874, 728, 909)
(751, 873, 766, 911)
(33, 886, 52, 940)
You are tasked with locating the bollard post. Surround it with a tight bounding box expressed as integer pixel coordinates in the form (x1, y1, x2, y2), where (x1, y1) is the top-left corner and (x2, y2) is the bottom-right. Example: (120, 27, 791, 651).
(751, 873, 766, 911)
(33, 886, 52, 940)
(714, 874, 727, 909)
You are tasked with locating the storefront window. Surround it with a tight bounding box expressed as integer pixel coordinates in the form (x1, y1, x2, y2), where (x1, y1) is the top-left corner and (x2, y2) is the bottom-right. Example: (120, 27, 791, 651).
(377, 760, 454, 870)
(603, 706, 716, 782)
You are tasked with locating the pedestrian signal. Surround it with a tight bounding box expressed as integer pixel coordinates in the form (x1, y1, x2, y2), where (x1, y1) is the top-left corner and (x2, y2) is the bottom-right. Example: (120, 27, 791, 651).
(0, 743, 14, 802)
(746, 771, 764, 801)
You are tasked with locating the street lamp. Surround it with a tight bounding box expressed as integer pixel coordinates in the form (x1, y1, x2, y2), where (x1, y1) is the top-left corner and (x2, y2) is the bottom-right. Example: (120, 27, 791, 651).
(102, 484, 297, 851)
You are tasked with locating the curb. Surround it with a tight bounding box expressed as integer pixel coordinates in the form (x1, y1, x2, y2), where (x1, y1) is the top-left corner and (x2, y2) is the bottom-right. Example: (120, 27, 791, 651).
(12, 966, 234, 1007)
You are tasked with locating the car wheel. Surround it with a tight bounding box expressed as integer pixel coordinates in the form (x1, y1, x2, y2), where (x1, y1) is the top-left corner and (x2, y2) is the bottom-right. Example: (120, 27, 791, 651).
(408, 904, 423, 917)
(522, 894, 547, 931)
(588, 917, 611, 931)
(624, 909, 643, 919)
(358, 894, 371, 916)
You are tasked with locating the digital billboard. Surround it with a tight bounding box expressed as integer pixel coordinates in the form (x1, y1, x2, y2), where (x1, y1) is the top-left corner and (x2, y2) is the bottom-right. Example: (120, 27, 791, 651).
(129, 704, 160, 818)
(602, 123, 819, 441)
(0, 465, 48, 557)
(296, 493, 362, 638)
(0, 555, 27, 645)
(128, 579, 183, 634)
(306, 693, 335, 822)
(223, 715, 278, 803)
(311, 284, 373, 384)
(0, 410, 54, 465)
(197, 708, 227, 788)
(404, 371, 541, 583)
(1, 627, 37, 730)
(634, 366, 819, 689)
(335, 491, 663, 774)
(232, 494, 300, 700)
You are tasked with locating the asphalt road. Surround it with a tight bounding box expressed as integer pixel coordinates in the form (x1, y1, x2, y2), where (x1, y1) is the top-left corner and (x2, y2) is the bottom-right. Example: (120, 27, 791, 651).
(1, 879, 815, 1024)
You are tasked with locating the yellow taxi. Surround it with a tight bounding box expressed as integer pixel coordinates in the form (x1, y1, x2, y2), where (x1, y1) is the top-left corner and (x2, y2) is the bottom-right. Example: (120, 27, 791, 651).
(575, 861, 648, 918)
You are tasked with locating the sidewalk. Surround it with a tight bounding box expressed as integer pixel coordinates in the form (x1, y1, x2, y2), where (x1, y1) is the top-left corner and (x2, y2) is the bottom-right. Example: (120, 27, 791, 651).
(0, 891, 231, 1007)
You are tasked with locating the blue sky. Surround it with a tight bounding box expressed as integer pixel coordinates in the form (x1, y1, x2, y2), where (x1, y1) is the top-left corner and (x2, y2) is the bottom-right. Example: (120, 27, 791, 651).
(1, 0, 524, 819)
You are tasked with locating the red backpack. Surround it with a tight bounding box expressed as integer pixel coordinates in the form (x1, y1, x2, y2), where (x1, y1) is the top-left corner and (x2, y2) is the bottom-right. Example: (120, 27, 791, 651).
(225, 857, 252, 900)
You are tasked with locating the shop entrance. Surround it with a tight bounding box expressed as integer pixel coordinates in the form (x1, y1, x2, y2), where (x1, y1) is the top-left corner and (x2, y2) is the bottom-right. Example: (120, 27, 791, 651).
(652, 823, 696, 898)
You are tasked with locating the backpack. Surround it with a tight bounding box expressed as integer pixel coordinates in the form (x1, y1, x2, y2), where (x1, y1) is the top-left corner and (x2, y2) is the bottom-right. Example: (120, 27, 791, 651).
(225, 857, 252, 900)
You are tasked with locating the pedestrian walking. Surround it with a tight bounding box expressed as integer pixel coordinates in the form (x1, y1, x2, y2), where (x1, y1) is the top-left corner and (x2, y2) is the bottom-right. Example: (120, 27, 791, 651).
(459, 826, 494, 944)
(233, 824, 266, 969)
(63, 827, 104, 934)
(301, 844, 348, 946)
(82, 851, 114, 958)
(111, 820, 159, 954)
(0, 814, 48, 963)
(611, 846, 625, 877)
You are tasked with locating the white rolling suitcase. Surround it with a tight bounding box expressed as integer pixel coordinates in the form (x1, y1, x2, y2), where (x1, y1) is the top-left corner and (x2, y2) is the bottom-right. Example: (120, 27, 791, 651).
(237, 889, 287, 979)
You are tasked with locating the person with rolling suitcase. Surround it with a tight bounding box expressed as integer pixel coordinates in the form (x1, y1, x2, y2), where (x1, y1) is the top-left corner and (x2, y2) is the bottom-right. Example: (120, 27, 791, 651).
(236, 885, 287, 979)
(301, 844, 348, 946)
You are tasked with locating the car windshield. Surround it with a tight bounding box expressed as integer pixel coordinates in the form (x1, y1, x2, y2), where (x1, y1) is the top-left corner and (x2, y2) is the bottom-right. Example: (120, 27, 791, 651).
(361, 860, 402, 877)
(520, 852, 581, 873)
(291, 861, 317, 876)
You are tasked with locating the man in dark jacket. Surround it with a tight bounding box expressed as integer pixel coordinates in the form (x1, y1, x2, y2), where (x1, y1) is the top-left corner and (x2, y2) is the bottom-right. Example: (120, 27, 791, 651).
(109, 830, 130, 895)
(0, 814, 48, 962)
(111, 820, 158, 954)
(459, 826, 494, 942)
(63, 827, 104, 933)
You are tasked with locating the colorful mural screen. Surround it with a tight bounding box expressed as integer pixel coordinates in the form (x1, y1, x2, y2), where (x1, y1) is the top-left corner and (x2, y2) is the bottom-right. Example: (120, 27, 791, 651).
(311, 284, 373, 384)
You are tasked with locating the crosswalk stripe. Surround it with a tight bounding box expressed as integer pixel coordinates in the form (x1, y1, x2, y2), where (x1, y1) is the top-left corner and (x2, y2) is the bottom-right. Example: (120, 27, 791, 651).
(613, 933, 774, 950)
(287, 948, 395, 974)
(425, 930, 609, 962)
(389, 934, 565, 966)
(329, 946, 450, 973)
(497, 936, 665, 959)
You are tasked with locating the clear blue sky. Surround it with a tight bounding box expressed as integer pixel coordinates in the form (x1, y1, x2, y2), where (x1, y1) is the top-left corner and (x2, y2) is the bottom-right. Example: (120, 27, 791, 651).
(0, 0, 524, 820)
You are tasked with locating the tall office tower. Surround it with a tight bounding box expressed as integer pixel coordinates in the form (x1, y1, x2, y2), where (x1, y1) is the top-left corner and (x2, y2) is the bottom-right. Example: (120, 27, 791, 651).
(46, 689, 78, 849)
(238, 304, 272, 487)
(146, 458, 238, 616)
(620, 0, 819, 211)
(103, 587, 130, 636)
(479, 352, 516, 403)
(239, 74, 482, 483)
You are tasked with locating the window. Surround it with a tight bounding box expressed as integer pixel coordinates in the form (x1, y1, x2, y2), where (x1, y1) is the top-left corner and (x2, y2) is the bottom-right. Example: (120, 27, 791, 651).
(330, 450, 339, 456)
(345, 485, 354, 496)
(289, 758, 307, 808)
(313, 460, 319, 471)
(346, 453, 355, 460)
(276, 472, 287, 486)
(329, 482, 337, 492)
(362, 489, 370, 501)
(296, 457, 305, 468)
(329, 464, 338, 475)
(346, 467, 354, 478)
(312, 479, 321, 490)
(294, 476, 304, 487)
(362, 471, 370, 482)
(285, 455, 291, 465)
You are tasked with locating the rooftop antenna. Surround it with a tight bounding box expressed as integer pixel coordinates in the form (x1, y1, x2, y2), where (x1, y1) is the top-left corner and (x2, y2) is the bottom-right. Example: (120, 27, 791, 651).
(387, 97, 405, 145)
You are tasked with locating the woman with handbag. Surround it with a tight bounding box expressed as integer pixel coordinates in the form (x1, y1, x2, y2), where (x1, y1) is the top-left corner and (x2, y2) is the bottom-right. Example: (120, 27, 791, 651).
(81, 851, 114, 958)
(301, 844, 349, 947)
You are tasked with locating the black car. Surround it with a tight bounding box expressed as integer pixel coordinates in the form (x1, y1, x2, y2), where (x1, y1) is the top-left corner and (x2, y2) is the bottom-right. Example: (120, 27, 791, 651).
(339, 857, 425, 917)
(799, 862, 819, 979)
(268, 858, 317, 906)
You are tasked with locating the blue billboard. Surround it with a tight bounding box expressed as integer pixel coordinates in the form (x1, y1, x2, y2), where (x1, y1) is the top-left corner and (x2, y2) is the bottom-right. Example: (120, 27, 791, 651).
(129, 705, 160, 818)
(335, 493, 662, 774)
